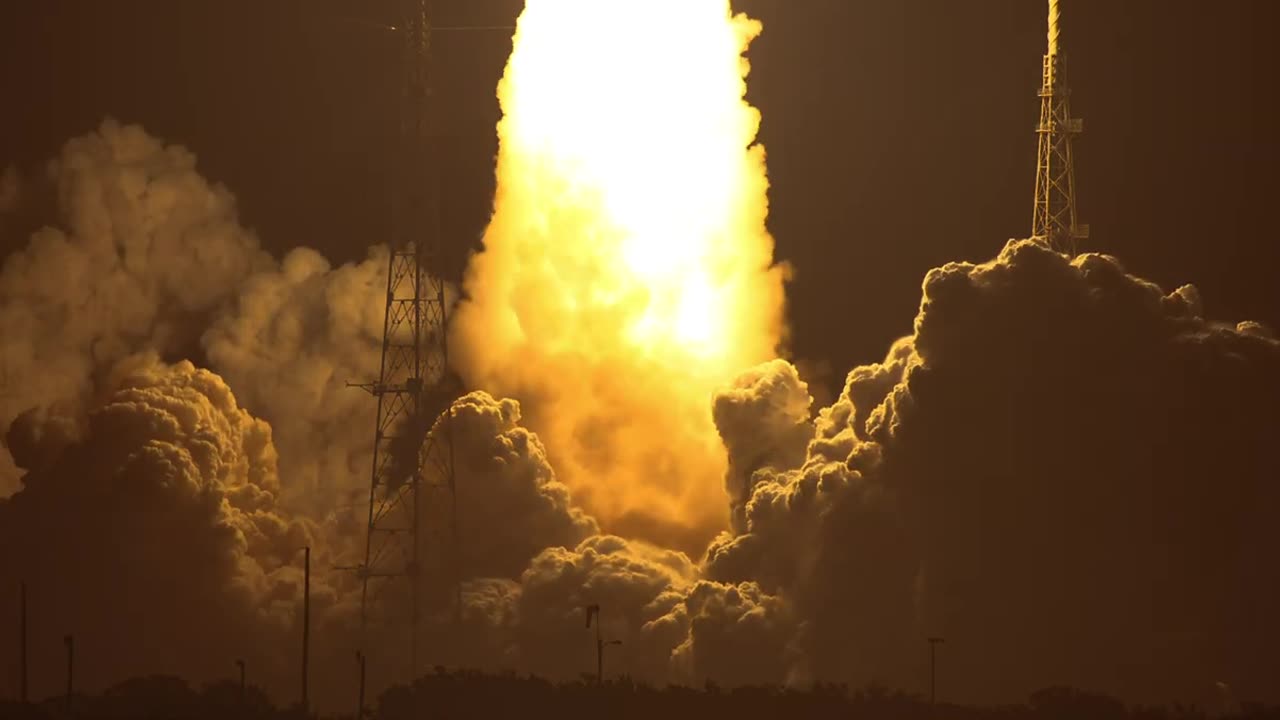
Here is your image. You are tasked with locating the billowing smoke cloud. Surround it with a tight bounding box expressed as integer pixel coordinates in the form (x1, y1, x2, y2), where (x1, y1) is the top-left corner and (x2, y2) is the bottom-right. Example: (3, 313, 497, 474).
(0, 121, 768, 703)
(0, 120, 405, 559)
(440, 535, 796, 691)
(452, 0, 789, 553)
(671, 579, 797, 687)
(502, 535, 697, 680)
(4, 37, 1278, 710)
(448, 391, 598, 579)
(710, 240, 1280, 704)
(712, 359, 814, 532)
(0, 120, 273, 495)
(0, 356, 315, 697)
(0, 122, 398, 702)
(199, 244, 387, 567)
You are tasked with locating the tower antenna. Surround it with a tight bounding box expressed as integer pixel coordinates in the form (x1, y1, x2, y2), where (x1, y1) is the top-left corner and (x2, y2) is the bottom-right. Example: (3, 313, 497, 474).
(350, 0, 462, 682)
(1031, 0, 1089, 254)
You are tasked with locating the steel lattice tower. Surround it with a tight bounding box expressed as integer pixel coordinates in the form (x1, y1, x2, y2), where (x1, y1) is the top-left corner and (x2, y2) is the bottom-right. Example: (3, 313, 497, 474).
(353, 0, 459, 679)
(1032, 0, 1089, 254)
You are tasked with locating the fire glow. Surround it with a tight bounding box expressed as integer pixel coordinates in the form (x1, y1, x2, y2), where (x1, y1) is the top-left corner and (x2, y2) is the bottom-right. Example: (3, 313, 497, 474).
(453, 0, 787, 548)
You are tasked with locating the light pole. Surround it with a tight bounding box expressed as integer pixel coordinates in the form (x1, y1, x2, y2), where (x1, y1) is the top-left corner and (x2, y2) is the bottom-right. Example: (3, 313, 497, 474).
(584, 604, 623, 684)
(927, 637, 945, 705)
(301, 546, 311, 715)
(235, 659, 245, 704)
(64, 634, 74, 714)
(600, 639, 622, 683)
(19, 582, 27, 704)
(355, 651, 367, 719)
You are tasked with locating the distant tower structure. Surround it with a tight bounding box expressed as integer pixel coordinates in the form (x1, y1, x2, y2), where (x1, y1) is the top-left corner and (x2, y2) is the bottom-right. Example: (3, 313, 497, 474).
(1031, 0, 1089, 254)
(352, 0, 460, 679)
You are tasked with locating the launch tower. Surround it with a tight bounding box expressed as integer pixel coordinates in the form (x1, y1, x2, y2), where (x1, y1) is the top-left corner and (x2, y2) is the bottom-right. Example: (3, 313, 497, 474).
(1031, 0, 1088, 254)
(352, 0, 459, 678)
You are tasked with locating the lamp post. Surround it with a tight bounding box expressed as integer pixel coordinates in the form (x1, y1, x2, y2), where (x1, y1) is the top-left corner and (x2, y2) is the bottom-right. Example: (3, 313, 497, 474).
(301, 546, 311, 715)
(927, 637, 945, 705)
(18, 582, 27, 704)
(584, 604, 623, 684)
(64, 634, 74, 714)
(355, 651, 367, 719)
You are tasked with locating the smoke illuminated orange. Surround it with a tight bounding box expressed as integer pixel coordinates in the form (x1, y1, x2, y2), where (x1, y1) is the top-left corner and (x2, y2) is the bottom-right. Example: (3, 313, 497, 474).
(453, 0, 787, 551)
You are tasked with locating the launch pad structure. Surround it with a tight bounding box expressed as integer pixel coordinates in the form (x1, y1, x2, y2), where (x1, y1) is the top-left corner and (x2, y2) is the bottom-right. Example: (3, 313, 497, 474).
(350, 0, 460, 680)
(1032, 0, 1088, 254)
(340, 0, 1090, 689)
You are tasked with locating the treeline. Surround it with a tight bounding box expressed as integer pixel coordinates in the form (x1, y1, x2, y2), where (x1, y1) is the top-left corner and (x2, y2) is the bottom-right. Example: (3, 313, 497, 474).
(3, 669, 1278, 720)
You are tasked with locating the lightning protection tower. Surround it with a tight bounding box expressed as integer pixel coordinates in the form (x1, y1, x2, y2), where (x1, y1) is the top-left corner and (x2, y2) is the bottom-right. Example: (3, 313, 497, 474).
(1031, 0, 1089, 254)
(353, 0, 460, 680)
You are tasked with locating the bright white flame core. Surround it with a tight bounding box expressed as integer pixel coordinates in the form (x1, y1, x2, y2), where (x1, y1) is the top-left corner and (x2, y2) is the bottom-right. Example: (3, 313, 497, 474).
(453, 0, 787, 549)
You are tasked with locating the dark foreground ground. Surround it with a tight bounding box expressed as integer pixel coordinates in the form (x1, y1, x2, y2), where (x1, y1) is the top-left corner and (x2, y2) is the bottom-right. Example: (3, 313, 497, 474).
(3, 670, 1278, 719)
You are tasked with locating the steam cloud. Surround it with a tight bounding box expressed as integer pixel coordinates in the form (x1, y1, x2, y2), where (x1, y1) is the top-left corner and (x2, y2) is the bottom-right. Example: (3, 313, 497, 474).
(0, 121, 272, 496)
(0, 120, 781, 703)
(2, 26, 1278, 713)
(447, 390, 598, 579)
(707, 240, 1280, 704)
(0, 356, 316, 696)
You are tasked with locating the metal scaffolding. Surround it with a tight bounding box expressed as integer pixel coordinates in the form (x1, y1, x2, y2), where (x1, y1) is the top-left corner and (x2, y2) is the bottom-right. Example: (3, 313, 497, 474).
(1031, 0, 1089, 254)
(352, 0, 459, 681)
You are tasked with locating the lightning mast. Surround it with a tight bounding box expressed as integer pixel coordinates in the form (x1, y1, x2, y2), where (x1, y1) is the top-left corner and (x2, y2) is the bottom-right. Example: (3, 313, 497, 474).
(1031, 0, 1088, 254)
(353, 0, 459, 679)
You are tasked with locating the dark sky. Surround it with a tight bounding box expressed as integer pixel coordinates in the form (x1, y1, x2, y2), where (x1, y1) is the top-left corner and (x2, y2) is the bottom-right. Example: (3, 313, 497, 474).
(1, 0, 1276, 377)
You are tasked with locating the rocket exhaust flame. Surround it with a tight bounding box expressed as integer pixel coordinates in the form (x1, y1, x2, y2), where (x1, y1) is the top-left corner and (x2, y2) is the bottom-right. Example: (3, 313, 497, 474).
(453, 0, 788, 550)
